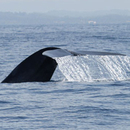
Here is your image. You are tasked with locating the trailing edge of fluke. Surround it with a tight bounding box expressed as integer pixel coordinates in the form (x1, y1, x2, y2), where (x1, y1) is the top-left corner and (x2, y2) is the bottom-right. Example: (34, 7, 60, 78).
(1, 47, 125, 83)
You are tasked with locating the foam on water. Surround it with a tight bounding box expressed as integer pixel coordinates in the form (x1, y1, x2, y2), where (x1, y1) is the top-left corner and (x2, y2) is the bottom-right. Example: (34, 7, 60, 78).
(55, 55, 130, 82)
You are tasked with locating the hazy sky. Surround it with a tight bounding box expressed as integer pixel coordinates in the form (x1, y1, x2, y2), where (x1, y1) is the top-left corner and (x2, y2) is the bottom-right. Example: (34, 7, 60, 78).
(0, 0, 130, 13)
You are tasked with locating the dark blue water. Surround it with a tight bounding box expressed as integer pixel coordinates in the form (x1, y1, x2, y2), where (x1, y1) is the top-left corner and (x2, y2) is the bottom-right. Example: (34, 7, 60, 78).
(0, 24, 130, 130)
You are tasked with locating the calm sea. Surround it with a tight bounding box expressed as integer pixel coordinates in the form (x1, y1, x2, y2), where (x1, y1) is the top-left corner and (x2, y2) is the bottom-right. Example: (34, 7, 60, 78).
(0, 24, 130, 130)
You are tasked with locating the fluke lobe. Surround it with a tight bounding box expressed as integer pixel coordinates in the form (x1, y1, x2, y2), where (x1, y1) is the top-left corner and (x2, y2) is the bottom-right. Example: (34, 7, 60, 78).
(2, 47, 125, 83)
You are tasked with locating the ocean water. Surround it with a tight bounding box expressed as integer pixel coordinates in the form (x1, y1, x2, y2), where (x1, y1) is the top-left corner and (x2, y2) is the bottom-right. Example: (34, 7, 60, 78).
(0, 24, 130, 130)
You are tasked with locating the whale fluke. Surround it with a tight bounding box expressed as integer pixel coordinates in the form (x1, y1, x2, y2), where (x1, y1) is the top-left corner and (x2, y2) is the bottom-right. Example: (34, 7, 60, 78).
(2, 47, 58, 83)
(1, 47, 125, 83)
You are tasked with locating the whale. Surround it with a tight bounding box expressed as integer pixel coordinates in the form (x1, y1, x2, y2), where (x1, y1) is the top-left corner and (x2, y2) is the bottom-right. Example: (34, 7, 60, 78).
(1, 47, 125, 83)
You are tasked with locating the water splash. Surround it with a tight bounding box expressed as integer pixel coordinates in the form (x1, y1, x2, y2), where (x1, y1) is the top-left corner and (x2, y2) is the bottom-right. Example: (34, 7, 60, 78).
(55, 55, 130, 82)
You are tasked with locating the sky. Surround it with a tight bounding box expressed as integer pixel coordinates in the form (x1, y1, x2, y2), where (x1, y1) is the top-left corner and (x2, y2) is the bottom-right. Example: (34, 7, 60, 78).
(0, 0, 130, 13)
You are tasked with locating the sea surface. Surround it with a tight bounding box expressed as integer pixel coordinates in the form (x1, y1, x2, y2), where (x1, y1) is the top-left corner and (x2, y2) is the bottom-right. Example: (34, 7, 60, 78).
(0, 23, 130, 130)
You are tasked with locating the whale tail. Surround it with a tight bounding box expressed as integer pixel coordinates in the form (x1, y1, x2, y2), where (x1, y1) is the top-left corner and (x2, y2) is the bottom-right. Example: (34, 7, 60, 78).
(2, 47, 125, 83)
(2, 48, 58, 83)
